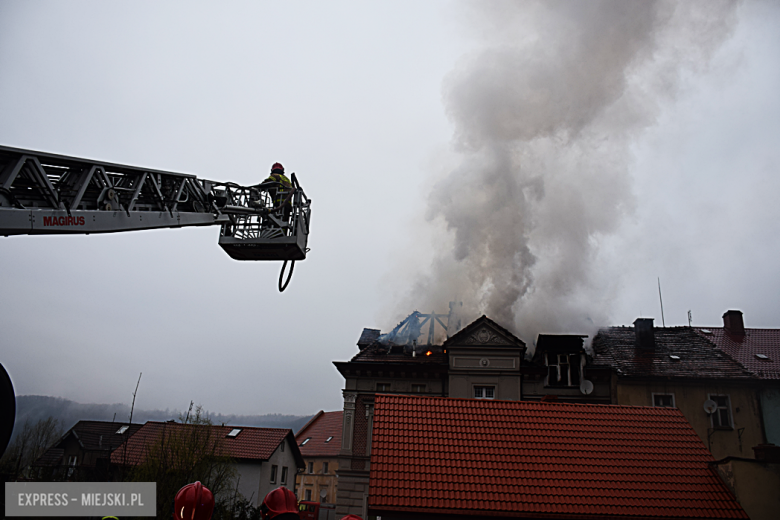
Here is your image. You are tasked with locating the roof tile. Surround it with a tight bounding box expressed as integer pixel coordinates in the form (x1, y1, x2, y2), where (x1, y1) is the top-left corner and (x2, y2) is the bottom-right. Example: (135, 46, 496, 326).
(369, 395, 747, 519)
(110, 421, 290, 465)
(592, 326, 754, 379)
(295, 410, 343, 457)
(694, 327, 780, 379)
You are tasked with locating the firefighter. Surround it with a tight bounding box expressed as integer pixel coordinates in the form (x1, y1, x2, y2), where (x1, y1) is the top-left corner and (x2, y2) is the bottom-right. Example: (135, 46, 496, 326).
(173, 481, 214, 520)
(260, 486, 299, 520)
(263, 162, 293, 223)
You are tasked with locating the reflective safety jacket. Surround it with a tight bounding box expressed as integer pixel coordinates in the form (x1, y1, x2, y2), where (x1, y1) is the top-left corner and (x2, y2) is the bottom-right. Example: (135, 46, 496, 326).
(263, 173, 292, 206)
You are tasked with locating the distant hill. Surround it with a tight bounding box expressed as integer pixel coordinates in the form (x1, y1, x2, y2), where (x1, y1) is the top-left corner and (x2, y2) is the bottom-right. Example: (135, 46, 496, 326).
(11, 395, 315, 441)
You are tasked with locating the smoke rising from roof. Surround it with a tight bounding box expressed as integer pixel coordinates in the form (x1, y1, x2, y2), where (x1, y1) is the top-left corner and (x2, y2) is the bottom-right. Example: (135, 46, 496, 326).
(396, 1, 740, 347)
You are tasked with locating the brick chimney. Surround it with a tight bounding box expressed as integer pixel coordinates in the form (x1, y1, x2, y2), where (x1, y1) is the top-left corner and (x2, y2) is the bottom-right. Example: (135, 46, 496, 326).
(634, 318, 655, 350)
(722, 310, 745, 337)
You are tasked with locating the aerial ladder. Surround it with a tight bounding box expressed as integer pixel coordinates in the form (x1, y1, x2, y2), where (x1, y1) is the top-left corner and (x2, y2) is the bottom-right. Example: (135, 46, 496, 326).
(0, 145, 311, 291)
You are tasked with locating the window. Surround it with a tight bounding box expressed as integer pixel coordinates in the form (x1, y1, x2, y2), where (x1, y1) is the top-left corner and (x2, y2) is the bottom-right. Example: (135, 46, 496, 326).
(115, 425, 129, 435)
(270, 465, 278, 483)
(411, 384, 426, 393)
(652, 393, 675, 407)
(377, 383, 390, 392)
(308, 461, 314, 474)
(300, 437, 311, 445)
(546, 353, 581, 387)
(322, 462, 329, 474)
(227, 428, 241, 438)
(281, 466, 288, 485)
(474, 386, 495, 399)
(67, 455, 77, 477)
(710, 394, 733, 429)
(325, 436, 333, 443)
(281, 441, 284, 452)
(304, 489, 312, 501)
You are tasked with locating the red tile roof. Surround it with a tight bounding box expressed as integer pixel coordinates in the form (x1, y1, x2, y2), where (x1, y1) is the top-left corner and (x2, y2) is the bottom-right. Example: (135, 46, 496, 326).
(295, 411, 343, 457)
(369, 395, 747, 519)
(110, 421, 295, 466)
(694, 327, 780, 380)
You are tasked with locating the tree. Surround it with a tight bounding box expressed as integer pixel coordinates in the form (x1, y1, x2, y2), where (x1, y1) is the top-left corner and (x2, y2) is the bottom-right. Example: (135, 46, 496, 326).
(127, 403, 239, 519)
(0, 416, 62, 480)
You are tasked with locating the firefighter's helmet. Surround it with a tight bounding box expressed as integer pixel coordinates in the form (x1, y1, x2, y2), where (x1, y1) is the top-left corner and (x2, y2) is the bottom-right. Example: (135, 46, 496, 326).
(174, 481, 214, 520)
(271, 162, 285, 173)
(260, 486, 298, 519)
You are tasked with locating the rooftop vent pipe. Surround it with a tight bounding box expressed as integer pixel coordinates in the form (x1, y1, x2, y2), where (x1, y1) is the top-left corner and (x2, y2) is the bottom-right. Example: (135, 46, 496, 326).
(634, 318, 655, 350)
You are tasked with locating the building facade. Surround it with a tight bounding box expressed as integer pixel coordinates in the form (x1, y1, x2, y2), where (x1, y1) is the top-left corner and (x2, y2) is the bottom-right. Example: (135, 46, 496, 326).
(592, 318, 766, 461)
(110, 421, 304, 508)
(295, 410, 342, 504)
(334, 311, 777, 518)
(693, 310, 780, 446)
(333, 315, 611, 518)
(32, 420, 142, 481)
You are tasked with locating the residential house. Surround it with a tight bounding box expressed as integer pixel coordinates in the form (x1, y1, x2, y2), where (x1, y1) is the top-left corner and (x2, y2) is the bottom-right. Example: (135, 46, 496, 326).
(110, 421, 304, 508)
(693, 310, 780, 445)
(334, 311, 776, 517)
(369, 394, 747, 520)
(295, 410, 342, 504)
(691, 310, 780, 519)
(32, 420, 142, 481)
(591, 318, 765, 461)
(332, 313, 455, 518)
(333, 315, 609, 517)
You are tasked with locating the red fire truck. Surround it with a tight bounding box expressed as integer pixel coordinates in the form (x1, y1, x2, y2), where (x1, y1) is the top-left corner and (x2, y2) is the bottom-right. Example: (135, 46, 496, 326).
(298, 501, 335, 520)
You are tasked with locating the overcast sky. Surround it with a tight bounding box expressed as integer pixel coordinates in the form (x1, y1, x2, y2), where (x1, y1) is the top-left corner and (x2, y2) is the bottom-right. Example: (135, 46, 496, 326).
(1, 1, 778, 417)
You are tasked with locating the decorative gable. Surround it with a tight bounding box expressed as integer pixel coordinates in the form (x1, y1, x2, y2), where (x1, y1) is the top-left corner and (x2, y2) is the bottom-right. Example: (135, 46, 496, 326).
(460, 325, 514, 346)
(444, 315, 525, 349)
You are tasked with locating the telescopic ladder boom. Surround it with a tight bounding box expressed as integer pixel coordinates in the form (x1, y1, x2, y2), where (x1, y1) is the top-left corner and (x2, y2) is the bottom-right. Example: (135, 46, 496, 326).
(0, 145, 311, 290)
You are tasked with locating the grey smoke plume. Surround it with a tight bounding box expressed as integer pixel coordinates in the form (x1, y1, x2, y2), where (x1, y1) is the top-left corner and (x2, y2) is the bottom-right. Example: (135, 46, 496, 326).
(397, 0, 739, 347)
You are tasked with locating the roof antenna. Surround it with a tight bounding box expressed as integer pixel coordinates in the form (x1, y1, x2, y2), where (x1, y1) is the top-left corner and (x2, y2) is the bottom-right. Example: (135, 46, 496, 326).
(657, 277, 666, 327)
(688, 310, 692, 327)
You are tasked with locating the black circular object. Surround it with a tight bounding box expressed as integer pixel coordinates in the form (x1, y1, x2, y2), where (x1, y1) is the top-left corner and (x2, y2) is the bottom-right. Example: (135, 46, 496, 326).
(0, 362, 15, 458)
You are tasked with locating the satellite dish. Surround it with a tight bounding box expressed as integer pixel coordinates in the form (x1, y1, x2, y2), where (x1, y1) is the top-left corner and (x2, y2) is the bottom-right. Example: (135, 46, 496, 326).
(580, 380, 594, 395)
(703, 399, 718, 414)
